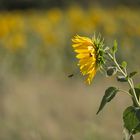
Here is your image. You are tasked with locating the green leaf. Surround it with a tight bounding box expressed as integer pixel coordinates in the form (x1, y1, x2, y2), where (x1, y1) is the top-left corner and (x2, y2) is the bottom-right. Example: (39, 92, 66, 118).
(96, 87, 118, 114)
(106, 66, 117, 76)
(123, 106, 140, 134)
(135, 124, 140, 134)
(129, 71, 138, 78)
(117, 75, 128, 82)
(112, 40, 118, 53)
(136, 108, 140, 121)
(121, 61, 127, 68)
(136, 84, 140, 89)
(129, 88, 140, 106)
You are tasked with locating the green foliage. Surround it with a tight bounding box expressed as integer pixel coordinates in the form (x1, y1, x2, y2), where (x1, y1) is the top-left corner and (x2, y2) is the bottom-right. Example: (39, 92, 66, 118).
(96, 87, 118, 114)
(123, 106, 140, 135)
(97, 37, 140, 139)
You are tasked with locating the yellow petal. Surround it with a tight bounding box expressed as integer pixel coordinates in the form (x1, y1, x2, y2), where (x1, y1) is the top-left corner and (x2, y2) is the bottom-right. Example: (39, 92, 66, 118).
(80, 63, 95, 76)
(86, 68, 97, 84)
(73, 45, 88, 50)
(76, 53, 90, 59)
(79, 57, 96, 66)
(74, 48, 90, 53)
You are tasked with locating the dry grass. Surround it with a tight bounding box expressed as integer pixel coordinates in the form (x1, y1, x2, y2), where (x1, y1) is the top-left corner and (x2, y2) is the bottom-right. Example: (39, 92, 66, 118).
(0, 74, 139, 140)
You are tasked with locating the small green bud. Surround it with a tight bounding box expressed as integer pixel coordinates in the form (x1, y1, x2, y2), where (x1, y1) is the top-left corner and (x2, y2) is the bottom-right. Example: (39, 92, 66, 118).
(121, 61, 127, 69)
(112, 40, 118, 53)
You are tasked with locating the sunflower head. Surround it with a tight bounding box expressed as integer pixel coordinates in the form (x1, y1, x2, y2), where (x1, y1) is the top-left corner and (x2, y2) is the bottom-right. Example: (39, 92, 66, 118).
(72, 34, 105, 84)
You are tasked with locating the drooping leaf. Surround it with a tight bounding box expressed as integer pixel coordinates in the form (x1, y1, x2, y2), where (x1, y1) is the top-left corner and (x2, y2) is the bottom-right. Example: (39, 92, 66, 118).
(96, 87, 118, 114)
(129, 71, 138, 78)
(123, 106, 140, 134)
(117, 75, 128, 82)
(106, 66, 117, 76)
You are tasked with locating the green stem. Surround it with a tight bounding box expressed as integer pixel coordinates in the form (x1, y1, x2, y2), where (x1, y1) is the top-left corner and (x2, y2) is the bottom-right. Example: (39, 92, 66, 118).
(107, 52, 140, 107)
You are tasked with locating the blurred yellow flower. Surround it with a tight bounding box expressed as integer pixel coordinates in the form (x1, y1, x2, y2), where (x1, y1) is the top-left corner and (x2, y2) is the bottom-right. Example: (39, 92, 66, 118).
(47, 8, 63, 25)
(4, 32, 26, 52)
(67, 6, 85, 32)
(0, 7, 139, 56)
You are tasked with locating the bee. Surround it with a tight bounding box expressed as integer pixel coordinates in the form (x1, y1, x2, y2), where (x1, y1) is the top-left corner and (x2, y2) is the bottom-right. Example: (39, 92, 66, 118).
(89, 52, 92, 57)
(68, 74, 74, 78)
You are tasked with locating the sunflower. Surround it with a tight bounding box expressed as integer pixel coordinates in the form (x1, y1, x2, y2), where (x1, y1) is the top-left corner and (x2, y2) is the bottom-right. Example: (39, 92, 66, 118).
(72, 35, 105, 84)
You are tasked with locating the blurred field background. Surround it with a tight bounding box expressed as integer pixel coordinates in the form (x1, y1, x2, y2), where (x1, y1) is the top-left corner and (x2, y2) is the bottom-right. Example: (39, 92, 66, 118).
(0, 0, 140, 140)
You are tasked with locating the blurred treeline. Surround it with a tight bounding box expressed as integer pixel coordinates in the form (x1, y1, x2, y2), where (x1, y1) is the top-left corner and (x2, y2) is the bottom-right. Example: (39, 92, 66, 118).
(0, 0, 140, 10)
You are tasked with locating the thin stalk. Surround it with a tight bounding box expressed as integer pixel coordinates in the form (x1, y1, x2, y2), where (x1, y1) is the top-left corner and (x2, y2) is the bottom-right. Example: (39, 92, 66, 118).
(118, 89, 132, 97)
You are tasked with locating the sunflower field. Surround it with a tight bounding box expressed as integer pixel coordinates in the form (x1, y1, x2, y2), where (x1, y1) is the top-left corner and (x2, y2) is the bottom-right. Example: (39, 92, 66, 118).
(0, 5, 140, 140)
(0, 6, 140, 76)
